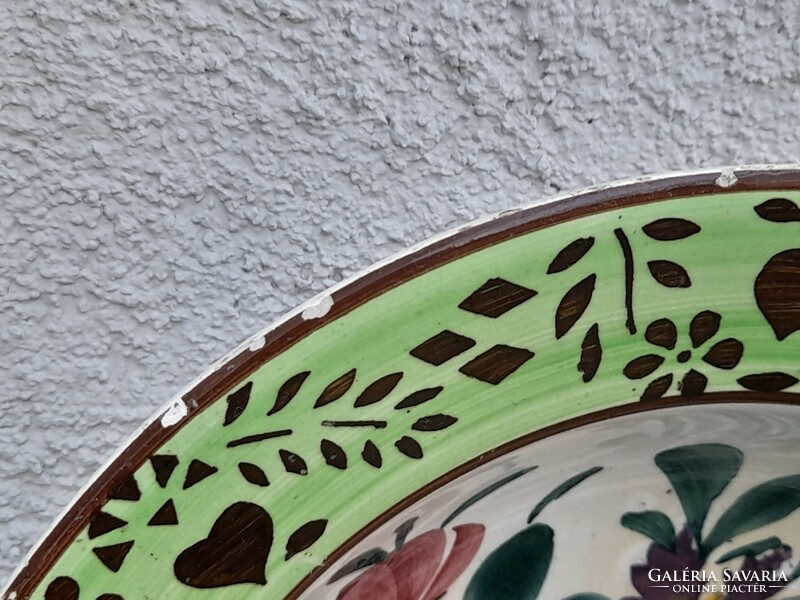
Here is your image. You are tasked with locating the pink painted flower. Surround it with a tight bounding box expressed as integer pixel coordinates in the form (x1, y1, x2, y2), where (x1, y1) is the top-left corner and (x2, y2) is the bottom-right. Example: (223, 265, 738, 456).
(337, 524, 485, 600)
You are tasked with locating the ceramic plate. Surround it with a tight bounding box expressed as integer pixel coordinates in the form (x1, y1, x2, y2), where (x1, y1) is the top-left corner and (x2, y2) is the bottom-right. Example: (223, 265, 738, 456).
(7, 167, 800, 600)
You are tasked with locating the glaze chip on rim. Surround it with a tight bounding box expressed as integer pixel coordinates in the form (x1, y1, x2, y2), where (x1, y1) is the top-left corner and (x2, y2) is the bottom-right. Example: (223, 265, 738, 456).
(6, 166, 800, 600)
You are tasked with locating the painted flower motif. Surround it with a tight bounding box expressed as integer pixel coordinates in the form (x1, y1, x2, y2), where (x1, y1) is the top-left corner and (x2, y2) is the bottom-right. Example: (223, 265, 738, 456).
(627, 526, 794, 600)
(336, 524, 485, 600)
(623, 311, 744, 401)
(628, 525, 704, 600)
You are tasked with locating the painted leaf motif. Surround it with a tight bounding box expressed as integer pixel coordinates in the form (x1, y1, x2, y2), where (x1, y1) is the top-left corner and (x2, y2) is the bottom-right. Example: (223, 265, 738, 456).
(464, 523, 553, 600)
(703, 474, 800, 555)
(238, 462, 270, 487)
(224, 382, 252, 426)
(268, 371, 310, 416)
(329, 548, 389, 583)
(315, 369, 357, 408)
(655, 444, 743, 546)
(648, 260, 691, 288)
(393, 517, 418, 550)
(645, 318, 677, 350)
(361, 440, 382, 468)
(620, 510, 676, 551)
(279, 450, 308, 475)
(411, 414, 457, 431)
(528, 466, 602, 523)
(642, 218, 701, 240)
(555, 275, 596, 339)
(547, 237, 595, 274)
(754, 198, 800, 222)
(623, 354, 664, 379)
(286, 519, 328, 560)
(395, 436, 423, 459)
(702, 338, 743, 369)
(755, 249, 800, 341)
(395, 387, 442, 409)
(689, 310, 721, 348)
(384, 530, 446, 600)
(578, 324, 601, 383)
(716, 536, 783, 564)
(441, 467, 538, 528)
(422, 524, 485, 600)
(355, 373, 403, 407)
(737, 372, 799, 392)
(321, 439, 347, 469)
(678, 369, 707, 398)
(640, 374, 673, 401)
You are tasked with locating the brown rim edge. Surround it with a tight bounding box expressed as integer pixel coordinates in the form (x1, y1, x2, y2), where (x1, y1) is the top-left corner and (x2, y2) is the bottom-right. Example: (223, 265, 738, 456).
(7, 168, 800, 598)
(287, 391, 800, 598)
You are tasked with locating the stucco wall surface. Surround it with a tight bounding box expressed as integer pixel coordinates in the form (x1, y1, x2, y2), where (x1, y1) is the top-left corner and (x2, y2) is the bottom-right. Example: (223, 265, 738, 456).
(2, 0, 800, 583)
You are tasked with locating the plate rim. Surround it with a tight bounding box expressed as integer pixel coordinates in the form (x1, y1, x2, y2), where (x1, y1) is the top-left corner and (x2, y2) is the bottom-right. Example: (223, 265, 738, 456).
(7, 164, 800, 599)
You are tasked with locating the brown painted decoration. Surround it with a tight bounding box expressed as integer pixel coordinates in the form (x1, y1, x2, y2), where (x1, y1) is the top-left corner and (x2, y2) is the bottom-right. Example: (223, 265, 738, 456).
(44, 577, 79, 600)
(458, 277, 537, 317)
(268, 371, 310, 416)
(361, 440, 382, 468)
(92, 541, 134, 573)
(354, 372, 403, 407)
(279, 449, 308, 475)
(394, 386, 442, 409)
(285, 520, 328, 560)
(547, 237, 595, 274)
(108, 475, 140, 502)
(148, 499, 179, 526)
(88, 512, 127, 540)
(554, 274, 596, 339)
(183, 459, 218, 489)
(238, 462, 270, 486)
(410, 330, 476, 366)
(150, 454, 179, 488)
(314, 369, 357, 408)
(458, 344, 534, 384)
(578, 323, 602, 383)
(174, 503, 273, 588)
(642, 217, 701, 240)
(223, 382, 252, 426)
(755, 248, 800, 341)
(754, 197, 800, 222)
(8, 168, 800, 600)
(647, 259, 692, 288)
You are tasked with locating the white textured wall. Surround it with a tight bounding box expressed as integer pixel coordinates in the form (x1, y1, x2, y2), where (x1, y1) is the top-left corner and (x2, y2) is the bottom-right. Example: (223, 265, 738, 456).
(1, 0, 799, 582)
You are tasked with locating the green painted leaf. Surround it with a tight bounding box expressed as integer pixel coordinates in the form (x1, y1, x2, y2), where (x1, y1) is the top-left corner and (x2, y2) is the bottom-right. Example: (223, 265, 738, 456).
(441, 466, 538, 528)
(528, 466, 602, 523)
(464, 523, 554, 600)
(703, 474, 800, 555)
(654, 443, 742, 545)
(715, 536, 782, 563)
(563, 595, 612, 600)
(620, 510, 676, 551)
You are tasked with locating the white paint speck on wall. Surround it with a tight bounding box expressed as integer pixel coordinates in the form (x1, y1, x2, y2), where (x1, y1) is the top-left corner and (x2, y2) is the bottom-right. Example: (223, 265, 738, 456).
(1, 0, 798, 582)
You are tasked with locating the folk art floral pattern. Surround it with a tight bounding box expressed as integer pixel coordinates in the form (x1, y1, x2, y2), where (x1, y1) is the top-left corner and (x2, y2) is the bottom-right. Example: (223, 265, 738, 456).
(8, 176, 800, 600)
(326, 442, 800, 600)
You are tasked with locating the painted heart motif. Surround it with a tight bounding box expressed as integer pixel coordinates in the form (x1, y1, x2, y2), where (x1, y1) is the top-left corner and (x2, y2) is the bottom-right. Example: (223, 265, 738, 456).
(174, 502, 273, 588)
(755, 248, 800, 341)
